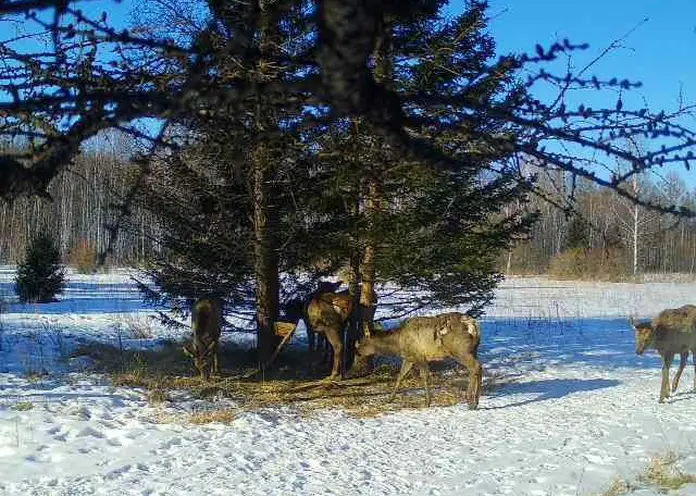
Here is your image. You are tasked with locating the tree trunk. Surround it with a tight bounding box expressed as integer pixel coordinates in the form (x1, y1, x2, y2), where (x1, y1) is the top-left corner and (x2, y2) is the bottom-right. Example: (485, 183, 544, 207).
(632, 175, 640, 277)
(344, 245, 362, 375)
(360, 177, 379, 336)
(252, 146, 280, 368)
(359, 20, 390, 332)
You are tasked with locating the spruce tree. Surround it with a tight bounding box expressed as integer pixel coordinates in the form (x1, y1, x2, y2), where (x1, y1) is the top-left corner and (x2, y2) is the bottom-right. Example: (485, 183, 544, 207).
(294, 2, 535, 318)
(15, 233, 66, 303)
(131, 0, 319, 364)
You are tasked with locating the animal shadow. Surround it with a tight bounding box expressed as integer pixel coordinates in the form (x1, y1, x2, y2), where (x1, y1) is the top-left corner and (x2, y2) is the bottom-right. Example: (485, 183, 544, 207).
(486, 378, 620, 410)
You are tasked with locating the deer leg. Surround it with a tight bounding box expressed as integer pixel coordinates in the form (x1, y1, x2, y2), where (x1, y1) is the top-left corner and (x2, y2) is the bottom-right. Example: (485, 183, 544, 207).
(455, 353, 483, 410)
(660, 352, 674, 403)
(321, 334, 331, 365)
(324, 327, 343, 380)
(672, 351, 688, 393)
(389, 360, 415, 402)
(420, 362, 432, 407)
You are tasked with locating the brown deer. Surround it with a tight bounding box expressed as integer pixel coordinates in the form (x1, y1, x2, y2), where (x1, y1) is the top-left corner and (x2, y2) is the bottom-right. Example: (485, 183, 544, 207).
(305, 290, 353, 379)
(304, 288, 379, 379)
(307, 280, 343, 352)
(355, 312, 483, 409)
(183, 297, 223, 380)
(282, 280, 343, 352)
(630, 304, 696, 403)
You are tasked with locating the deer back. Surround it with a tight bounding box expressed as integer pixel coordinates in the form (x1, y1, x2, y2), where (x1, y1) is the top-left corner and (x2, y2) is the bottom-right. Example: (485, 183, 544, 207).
(306, 291, 352, 329)
(396, 312, 481, 362)
(651, 305, 696, 351)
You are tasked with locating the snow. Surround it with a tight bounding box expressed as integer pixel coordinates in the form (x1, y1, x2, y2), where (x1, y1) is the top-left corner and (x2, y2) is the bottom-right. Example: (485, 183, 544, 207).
(2, 271, 696, 495)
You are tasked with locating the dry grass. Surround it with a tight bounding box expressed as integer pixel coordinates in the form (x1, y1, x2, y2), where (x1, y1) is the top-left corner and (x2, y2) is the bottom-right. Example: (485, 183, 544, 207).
(638, 452, 696, 493)
(600, 477, 636, 496)
(68, 239, 98, 274)
(189, 409, 237, 424)
(119, 314, 157, 339)
(548, 247, 629, 282)
(10, 401, 34, 411)
(600, 452, 696, 495)
(71, 341, 494, 420)
(600, 477, 630, 496)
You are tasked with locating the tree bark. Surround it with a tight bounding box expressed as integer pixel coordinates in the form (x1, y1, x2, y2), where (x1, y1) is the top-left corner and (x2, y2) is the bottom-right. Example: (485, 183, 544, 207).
(252, 146, 280, 368)
(360, 177, 379, 336)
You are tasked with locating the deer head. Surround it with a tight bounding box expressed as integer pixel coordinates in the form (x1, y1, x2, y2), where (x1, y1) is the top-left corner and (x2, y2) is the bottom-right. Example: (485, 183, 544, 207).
(629, 315, 655, 355)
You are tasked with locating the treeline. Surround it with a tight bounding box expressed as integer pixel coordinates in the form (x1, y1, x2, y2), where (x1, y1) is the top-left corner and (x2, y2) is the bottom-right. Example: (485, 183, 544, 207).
(506, 168, 696, 277)
(0, 137, 159, 265)
(3, 136, 694, 281)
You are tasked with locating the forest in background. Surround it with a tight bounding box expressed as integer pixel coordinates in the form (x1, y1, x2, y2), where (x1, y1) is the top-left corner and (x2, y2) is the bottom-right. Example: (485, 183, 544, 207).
(2, 138, 694, 280)
(0, 135, 160, 267)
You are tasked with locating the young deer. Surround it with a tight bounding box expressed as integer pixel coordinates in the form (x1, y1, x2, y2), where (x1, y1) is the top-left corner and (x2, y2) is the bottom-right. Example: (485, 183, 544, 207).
(630, 304, 696, 403)
(355, 312, 483, 409)
(183, 297, 223, 380)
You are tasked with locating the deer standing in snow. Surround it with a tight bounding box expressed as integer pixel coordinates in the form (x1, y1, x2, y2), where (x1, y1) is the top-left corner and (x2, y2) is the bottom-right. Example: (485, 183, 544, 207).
(630, 304, 696, 403)
(355, 312, 483, 409)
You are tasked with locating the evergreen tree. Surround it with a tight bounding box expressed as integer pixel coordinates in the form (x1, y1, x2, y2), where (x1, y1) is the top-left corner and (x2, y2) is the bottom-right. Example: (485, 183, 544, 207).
(15, 233, 66, 303)
(131, 0, 318, 364)
(566, 215, 590, 251)
(295, 2, 535, 318)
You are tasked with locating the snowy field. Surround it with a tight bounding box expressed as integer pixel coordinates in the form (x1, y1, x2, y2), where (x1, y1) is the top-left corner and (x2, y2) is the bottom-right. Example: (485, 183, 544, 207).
(2, 268, 696, 495)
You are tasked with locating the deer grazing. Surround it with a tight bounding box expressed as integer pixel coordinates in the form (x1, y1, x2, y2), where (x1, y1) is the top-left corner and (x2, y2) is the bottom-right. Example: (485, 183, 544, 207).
(183, 297, 223, 380)
(282, 280, 378, 378)
(303, 288, 378, 379)
(282, 280, 343, 352)
(630, 304, 696, 403)
(355, 312, 483, 409)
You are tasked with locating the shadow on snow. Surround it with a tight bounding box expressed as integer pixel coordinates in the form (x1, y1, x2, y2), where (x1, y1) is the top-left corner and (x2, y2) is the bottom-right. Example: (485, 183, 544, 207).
(484, 378, 621, 409)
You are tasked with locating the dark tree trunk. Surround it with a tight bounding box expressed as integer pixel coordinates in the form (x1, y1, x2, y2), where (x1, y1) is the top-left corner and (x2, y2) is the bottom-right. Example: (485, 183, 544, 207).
(344, 244, 362, 375)
(252, 147, 280, 368)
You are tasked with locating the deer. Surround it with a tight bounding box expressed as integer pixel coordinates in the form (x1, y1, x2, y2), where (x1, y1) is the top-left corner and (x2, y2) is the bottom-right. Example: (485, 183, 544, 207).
(282, 280, 343, 352)
(355, 312, 483, 409)
(182, 297, 224, 380)
(303, 288, 379, 379)
(630, 304, 696, 403)
(306, 280, 343, 352)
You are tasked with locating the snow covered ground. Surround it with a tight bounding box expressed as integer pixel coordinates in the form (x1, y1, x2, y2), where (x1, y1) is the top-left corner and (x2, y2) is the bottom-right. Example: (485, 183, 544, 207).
(2, 269, 696, 495)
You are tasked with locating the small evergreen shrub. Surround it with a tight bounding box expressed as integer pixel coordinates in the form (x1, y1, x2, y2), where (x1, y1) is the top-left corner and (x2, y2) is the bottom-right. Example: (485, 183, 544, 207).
(15, 233, 67, 303)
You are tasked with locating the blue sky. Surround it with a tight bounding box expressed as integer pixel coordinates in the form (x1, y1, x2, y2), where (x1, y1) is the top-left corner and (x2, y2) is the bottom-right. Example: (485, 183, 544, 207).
(453, 0, 696, 111)
(446, 0, 696, 188)
(10, 0, 694, 188)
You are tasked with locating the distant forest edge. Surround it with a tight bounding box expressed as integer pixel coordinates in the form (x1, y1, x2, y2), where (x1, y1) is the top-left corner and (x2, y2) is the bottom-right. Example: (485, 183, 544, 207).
(1, 139, 695, 280)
